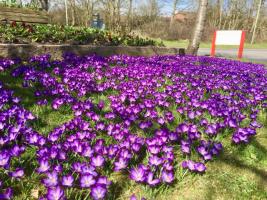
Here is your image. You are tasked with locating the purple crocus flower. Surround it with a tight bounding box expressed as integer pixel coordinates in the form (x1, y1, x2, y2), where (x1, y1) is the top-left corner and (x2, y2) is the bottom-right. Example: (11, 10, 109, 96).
(91, 155, 105, 167)
(114, 158, 128, 171)
(146, 172, 160, 186)
(178, 123, 189, 133)
(188, 111, 195, 119)
(181, 141, 191, 154)
(0, 122, 4, 130)
(228, 119, 237, 128)
(97, 176, 111, 186)
(42, 172, 59, 187)
(168, 132, 179, 141)
(213, 142, 223, 151)
(205, 125, 216, 135)
(9, 168, 24, 178)
(80, 174, 96, 188)
(25, 112, 35, 120)
(200, 118, 208, 126)
(163, 161, 174, 171)
(90, 184, 107, 200)
(54, 165, 63, 173)
(250, 121, 262, 128)
(203, 153, 212, 161)
(0, 188, 13, 199)
(197, 146, 208, 156)
(46, 186, 65, 200)
(194, 162, 206, 172)
(62, 174, 74, 187)
(81, 165, 98, 176)
(72, 162, 83, 173)
(129, 166, 146, 182)
(81, 146, 94, 157)
(0, 152, 10, 167)
(130, 194, 138, 200)
(10, 145, 25, 156)
(187, 160, 195, 171)
(148, 145, 161, 154)
(37, 159, 50, 173)
(181, 161, 188, 169)
(96, 100, 105, 110)
(161, 170, 174, 184)
(148, 155, 163, 166)
(157, 117, 165, 125)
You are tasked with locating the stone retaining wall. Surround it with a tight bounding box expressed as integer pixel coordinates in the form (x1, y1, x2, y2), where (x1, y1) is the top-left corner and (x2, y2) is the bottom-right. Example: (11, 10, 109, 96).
(0, 44, 184, 59)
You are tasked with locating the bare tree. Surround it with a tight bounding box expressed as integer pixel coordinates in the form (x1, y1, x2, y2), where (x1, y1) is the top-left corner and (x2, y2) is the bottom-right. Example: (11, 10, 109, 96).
(127, 0, 133, 30)
(217, 0, 223, 29)
(39, 0, 49, 11)
(251, 0, 262, 44)
(170, 0, 179, 25)
(70, 0, 77, 25)
(46, 0, 267, 42)
(187, 0, 208, 55)
(79, 0, 96, 26)
(64, 0, 68, 25)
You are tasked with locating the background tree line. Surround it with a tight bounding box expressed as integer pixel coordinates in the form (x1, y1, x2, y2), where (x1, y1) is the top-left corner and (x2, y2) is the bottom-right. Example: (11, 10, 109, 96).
(3, 0, 267, 43)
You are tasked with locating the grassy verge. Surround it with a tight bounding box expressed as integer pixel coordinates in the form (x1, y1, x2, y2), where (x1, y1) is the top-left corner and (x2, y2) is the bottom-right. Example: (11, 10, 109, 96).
(158, 39, 267, 49)
(240, 59, 267, 66)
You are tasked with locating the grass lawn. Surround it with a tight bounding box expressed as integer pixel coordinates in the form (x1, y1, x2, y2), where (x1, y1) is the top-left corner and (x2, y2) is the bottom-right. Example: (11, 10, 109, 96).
(159, 39, 267, 49)
(0, 56, 266, 200)
(240, 59, 267, 66)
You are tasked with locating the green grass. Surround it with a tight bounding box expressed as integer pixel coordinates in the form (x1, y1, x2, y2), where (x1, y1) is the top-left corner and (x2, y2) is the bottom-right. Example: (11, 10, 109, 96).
(240, 59, 267, 66)
(1, 63, 267, 200)
(158, 39, 267, 49)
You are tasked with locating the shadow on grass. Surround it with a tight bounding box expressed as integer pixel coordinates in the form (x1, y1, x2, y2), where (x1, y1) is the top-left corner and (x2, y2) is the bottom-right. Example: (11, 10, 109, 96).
(252, 139, 267, 155)
(107, 182, 125, 200)
(201, 137, 267, 200)
(217, 137, 267, 192)
(219, 153, 267, 183)
(0, 72, 37, 109)
(0, 71, 52, 131)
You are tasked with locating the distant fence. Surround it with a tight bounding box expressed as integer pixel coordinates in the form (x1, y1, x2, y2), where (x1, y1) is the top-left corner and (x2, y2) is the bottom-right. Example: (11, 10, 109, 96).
(0, 7, 49, 24)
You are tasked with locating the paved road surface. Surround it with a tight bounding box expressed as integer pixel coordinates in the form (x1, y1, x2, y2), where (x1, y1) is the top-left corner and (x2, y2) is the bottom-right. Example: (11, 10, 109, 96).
(198, 48, 267, 62)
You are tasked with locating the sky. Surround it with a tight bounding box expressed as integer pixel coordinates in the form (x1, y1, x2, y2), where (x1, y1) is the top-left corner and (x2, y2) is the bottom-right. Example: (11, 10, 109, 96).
(159, 0, 197, 16)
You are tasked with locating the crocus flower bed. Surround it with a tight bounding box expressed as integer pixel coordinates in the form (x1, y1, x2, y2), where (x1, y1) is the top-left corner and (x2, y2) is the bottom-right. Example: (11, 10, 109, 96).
(0, 54, 266, 199)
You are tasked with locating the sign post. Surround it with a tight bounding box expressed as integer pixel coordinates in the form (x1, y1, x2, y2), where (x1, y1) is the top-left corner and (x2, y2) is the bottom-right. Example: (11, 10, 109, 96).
(210, 30, 246, 59)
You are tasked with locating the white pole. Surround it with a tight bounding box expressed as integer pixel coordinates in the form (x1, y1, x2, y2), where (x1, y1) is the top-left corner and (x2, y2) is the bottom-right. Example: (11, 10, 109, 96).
(65, 0, 69, 26)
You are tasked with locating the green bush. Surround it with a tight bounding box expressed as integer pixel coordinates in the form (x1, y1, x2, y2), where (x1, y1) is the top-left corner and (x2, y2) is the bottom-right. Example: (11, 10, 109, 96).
(0, 23, 161, 46)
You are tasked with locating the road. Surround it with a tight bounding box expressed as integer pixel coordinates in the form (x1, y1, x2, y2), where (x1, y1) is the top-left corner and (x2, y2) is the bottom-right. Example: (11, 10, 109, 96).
(198, 48, 267, 62)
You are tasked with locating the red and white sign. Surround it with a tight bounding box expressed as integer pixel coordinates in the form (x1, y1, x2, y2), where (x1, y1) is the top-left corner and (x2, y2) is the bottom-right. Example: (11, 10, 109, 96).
(211, 30, 246, 59)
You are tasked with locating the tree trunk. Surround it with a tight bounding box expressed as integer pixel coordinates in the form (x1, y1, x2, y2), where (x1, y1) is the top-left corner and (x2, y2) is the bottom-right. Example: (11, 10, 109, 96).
(251, 0, 262, 44)
(116, 0, 121, 31)
(170, 0, 179, 26)
(64, 0, 68, 26)
(186, 0, 208, 55)
(71, 0, 76, 26)
(110, 0, 116, 31)
(127, 0, 133, 31)
(39, 0, 49, 11)
(218, 0, 223, 29)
